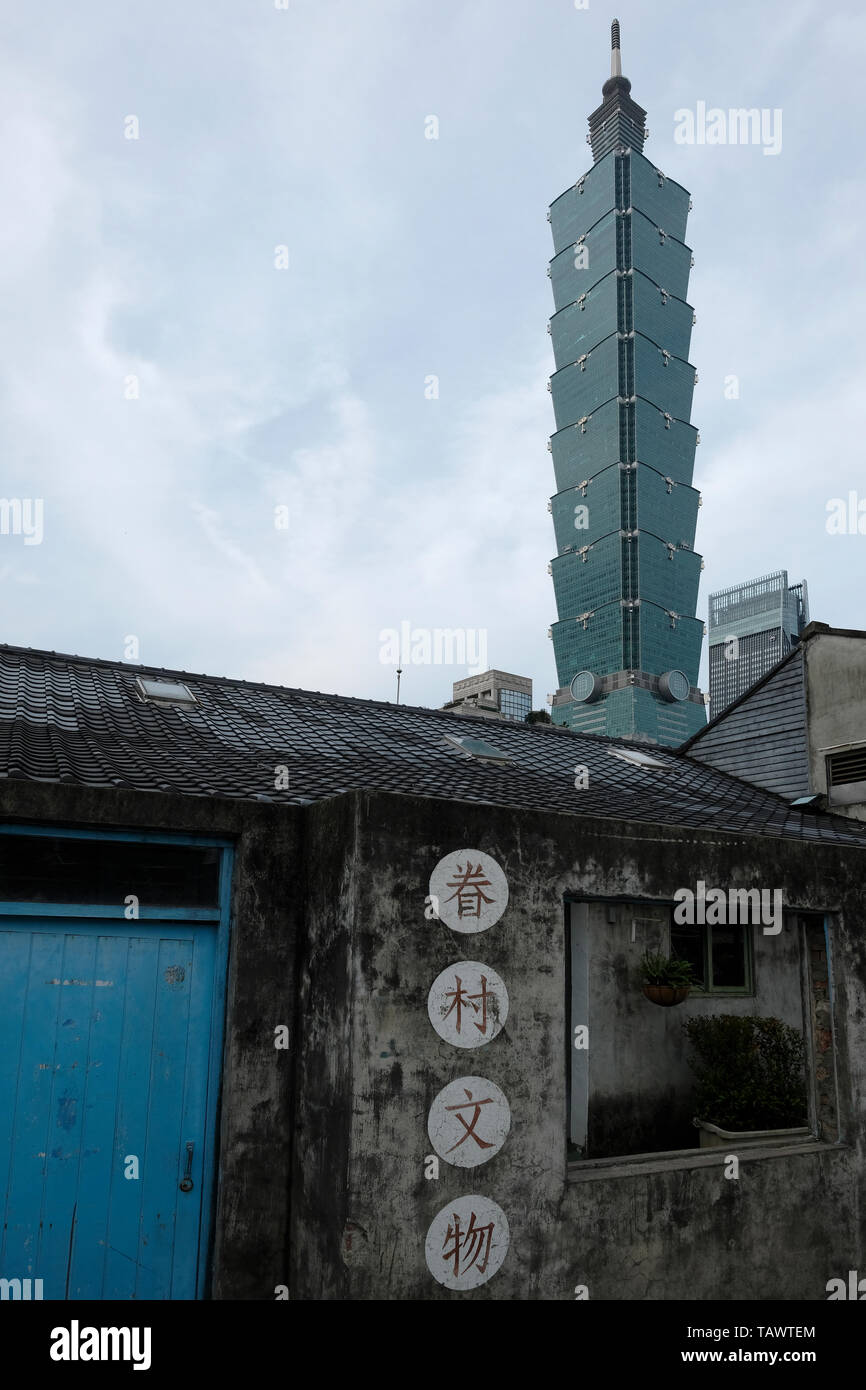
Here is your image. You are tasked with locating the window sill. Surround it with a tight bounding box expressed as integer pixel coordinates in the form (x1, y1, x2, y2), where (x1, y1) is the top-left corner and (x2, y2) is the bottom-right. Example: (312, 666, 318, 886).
(567, 1136, 842, 1182)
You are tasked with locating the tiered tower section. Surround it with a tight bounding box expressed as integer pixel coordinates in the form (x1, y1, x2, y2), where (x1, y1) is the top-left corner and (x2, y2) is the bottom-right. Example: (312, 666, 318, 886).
(547, 21, 707, 745)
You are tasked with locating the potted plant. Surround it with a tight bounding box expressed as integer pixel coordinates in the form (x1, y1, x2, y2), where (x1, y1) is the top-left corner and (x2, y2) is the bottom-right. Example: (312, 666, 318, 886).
(683, 1014, 810, 1148)
(639, 950, 695, 1006)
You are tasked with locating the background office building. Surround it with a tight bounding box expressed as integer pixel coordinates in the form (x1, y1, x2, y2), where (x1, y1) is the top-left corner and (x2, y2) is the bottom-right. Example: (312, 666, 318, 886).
(708, 570, 809, 717)
(546, 22, 707, 747)
(444, 670, 532, 722)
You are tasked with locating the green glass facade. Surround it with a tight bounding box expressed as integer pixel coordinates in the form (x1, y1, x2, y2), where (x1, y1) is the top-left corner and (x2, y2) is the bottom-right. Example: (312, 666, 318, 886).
(547, 29, 707, 745)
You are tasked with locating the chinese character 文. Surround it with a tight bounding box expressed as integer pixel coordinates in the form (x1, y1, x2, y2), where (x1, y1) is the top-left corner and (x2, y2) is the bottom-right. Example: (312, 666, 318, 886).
(445, 1089, 495, 1153)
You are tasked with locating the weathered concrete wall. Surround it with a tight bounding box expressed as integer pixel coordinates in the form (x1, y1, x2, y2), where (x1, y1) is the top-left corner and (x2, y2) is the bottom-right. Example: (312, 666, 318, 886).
(5, 779, 866, 1300)
(291, 788, 866, 1300)
(805, 631, 866, 819)
(562, 1145, 861, 1300)
(576, 899, 805, 1157)
(211, 807, 302, 1300)
(288, 794, 360, 1300)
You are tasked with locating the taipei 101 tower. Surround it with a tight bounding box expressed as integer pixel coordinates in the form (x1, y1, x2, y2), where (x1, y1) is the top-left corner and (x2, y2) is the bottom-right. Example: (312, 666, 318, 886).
(546, 21, 707, 745)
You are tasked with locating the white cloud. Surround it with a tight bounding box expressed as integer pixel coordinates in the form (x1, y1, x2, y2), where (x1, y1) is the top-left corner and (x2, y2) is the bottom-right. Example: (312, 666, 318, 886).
(0, 0, 863, 718)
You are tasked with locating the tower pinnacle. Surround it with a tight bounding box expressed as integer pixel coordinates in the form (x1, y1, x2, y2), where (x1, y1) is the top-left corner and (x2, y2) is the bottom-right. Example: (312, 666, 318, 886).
(588, 19, 646, 162)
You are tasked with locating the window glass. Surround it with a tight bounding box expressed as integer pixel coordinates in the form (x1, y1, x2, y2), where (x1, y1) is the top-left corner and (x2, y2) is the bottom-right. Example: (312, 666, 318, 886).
(671, 922, 706, 985)
(0, 835, 220, 907)
(711, 924, 747, 988)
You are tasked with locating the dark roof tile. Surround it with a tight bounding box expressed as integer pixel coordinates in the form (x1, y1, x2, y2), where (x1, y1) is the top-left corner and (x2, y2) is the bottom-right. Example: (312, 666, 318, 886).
(1, 644, 866, 847)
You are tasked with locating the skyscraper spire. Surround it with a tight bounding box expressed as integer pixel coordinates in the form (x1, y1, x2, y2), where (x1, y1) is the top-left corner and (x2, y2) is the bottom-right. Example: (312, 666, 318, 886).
(588, 18, 646, 162)
(611, 18, 621, 77)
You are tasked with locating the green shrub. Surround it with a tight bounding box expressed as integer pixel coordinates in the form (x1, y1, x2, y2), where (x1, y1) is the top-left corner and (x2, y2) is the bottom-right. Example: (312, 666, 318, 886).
(682, 1014, 807, 1130)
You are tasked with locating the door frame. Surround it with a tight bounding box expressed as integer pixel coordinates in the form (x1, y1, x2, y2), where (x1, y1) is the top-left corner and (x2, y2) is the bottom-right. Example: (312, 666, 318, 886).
(0, 823, 234, 1300)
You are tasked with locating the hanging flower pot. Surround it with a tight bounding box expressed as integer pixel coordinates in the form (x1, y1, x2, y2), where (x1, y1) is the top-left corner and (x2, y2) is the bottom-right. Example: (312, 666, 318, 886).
(642, 982, 691, 1007)
(638, 951, 696, 1006)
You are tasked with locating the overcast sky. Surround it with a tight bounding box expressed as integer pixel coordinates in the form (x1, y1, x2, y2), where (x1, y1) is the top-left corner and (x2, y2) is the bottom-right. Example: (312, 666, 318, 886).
(1, 0, 864, 711)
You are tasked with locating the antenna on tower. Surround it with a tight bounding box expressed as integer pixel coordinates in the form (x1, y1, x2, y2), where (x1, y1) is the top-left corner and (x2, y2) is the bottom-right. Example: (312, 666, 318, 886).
(589, 16, 644, 161)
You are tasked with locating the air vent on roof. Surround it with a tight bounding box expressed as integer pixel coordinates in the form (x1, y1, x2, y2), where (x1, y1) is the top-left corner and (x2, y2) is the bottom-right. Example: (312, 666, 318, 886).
(826, 746, 866, 808)
(607, 747, 670, 770)
(828, 747, 866, 786)
(135, 676, 198, 707)
(443, 733, 513, 764)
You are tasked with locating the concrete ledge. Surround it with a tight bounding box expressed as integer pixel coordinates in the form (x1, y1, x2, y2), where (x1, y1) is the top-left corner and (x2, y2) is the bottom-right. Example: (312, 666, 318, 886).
(568, 1139, 842, 1182)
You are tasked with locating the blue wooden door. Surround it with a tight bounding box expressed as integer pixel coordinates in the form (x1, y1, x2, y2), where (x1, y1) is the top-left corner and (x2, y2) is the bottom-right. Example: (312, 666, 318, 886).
(0, 918, 218, 1299)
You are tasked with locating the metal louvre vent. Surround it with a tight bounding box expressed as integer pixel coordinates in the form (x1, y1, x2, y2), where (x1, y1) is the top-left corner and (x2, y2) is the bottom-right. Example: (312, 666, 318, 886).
(828, 747, 866, 787)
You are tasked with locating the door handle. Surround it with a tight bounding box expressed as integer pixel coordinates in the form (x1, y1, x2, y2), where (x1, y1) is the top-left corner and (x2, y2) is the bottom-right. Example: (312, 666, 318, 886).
(179, 1141, 194, 1192)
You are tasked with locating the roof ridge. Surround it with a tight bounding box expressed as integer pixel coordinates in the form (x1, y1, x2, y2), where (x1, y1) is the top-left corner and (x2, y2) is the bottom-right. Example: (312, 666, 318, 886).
(0, 641, 672, 751)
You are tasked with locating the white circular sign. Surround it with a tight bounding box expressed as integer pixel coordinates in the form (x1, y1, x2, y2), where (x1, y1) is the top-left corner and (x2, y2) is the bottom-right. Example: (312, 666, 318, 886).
(427, 1076, 511, 1168)
(429, 850, 508, 933)
(425, 1194, 510, 1289)
(427, 961, 509, 1048)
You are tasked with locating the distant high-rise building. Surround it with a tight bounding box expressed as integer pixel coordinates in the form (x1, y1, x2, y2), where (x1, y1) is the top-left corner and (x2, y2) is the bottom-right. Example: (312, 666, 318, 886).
(546, 21, 706, 746)
(707, 570, 809, 717)
(443, 671, 532, 722)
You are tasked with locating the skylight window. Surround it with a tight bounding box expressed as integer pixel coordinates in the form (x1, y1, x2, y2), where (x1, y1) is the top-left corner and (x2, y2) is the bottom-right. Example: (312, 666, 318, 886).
(443, 733, 513, 764)
(135, 676, 198, 708)
(608, 747, 670, 770)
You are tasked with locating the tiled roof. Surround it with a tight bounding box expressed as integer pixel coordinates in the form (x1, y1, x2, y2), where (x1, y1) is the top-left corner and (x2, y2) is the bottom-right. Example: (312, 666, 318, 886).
(2, 644, 866, 846)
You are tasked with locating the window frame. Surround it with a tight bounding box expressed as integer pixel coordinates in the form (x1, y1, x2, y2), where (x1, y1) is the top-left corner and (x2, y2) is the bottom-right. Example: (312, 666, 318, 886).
(671, 915, 755, 996)
(567, 898, 835, 1170)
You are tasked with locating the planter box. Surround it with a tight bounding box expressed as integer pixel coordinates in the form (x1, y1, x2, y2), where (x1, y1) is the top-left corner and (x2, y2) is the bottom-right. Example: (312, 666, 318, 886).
(693, 1119, 812, 1150)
